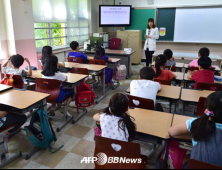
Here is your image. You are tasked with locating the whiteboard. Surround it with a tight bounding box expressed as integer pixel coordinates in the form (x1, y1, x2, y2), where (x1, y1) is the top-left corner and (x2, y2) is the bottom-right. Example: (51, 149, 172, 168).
(174, 7, 222, 43)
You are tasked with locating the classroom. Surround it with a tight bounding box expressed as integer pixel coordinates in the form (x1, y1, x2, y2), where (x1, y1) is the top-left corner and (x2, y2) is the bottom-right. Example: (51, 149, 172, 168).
(0, 0, 222, 169)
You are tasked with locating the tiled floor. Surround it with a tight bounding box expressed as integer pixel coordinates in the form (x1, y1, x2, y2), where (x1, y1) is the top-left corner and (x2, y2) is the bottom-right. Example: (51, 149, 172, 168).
(4, 63, 195, 169)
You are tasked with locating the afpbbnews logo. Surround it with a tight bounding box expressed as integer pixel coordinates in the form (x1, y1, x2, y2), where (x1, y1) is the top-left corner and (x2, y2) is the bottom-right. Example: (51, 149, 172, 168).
(81, 153, 142, 165)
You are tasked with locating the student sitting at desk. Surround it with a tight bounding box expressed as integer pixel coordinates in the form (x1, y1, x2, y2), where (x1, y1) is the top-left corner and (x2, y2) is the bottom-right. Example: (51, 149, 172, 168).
(154, 55, 177, 81)
(94, 46, 112, 63)
(169, 91, 222, 168)
(130, 67, 162, 110)
(164, 49, 176, 67)
(42, 55, 74, 116)
(187, 57, 214, 89)
(188, 47, 214, 69)
(0, 110, 27, 140)
(93, 93, 136, 142)
(68, 41, 89, 64)
(3, 54, 32, 78)
(41, 46, 65, 68)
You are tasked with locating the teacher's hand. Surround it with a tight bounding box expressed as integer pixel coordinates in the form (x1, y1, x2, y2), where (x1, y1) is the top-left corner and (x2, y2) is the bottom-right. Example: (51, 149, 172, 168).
(144, 35, 149, 39)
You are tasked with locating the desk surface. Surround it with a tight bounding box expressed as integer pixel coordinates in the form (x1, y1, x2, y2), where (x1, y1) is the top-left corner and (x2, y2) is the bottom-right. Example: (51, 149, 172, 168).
(80, 49, 135, 55)
(184, 64, 221, 71)
(184, 74, 222, 84)
(0, 84, 13, 93)
(88, 56, 121, 63)
(64, 62, 107, 71)
(30, 70, 88, 84)
(173, 52, 222, 60)
(172, 115, 195, 126)
(130, 108, 172, 139)
(0, 89, 50, 110)
(181, 89, 214, 103)
(127, 85, 181, 100)
(174, 72, 184, 81)
(152, 62, 184, 68)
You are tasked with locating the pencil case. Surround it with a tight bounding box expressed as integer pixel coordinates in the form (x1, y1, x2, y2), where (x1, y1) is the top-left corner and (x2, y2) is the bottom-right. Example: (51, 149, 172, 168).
(214, 76, 222, 82)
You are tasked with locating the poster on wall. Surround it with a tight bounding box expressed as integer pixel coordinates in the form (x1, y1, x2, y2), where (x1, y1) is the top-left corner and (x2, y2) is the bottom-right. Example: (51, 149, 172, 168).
(159, 27, 166, 36)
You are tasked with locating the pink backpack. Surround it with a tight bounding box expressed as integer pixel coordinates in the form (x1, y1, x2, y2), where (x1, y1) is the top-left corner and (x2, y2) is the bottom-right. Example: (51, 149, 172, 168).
(156, 140, 187, 169)
(113, 63, 127, 80)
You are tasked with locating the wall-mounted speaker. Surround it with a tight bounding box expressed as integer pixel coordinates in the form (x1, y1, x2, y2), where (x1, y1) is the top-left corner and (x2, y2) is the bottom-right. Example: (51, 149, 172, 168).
(148, 0, 154, 5)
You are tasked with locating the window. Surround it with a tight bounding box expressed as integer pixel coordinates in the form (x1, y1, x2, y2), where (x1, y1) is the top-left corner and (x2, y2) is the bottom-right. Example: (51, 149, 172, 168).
(32, 0, 89, 48)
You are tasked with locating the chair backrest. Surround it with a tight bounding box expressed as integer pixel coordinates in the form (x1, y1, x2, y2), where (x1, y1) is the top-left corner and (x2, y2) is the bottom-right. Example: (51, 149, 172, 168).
(89, 59, 106, 65)
(154, 79, 171, 85)
(126, 94, 155, 110)
(164, 66, 177, 72)
(109, 38, 121, 50)
(71, 67, 89, 76)
(197, 82, 222, 91)
(68, 57, 83, 64)
(94, 136, 147, 169)
(188, 159, 222, 169)
(189, 67, 215, 72)
(35, 78, 61, 103)
(195, 97, 207, 116)
(6, 74, 24, 89)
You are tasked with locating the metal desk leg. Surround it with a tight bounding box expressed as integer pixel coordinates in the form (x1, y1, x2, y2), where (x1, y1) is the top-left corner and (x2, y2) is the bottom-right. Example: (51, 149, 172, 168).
(183, 102, 186, 114)
(72, 108, 87, 124)
(169, 100, 172, 113)
(126, 55, 133, 79)
(95, 69, 106, 104)
(174, 100, 177, 113)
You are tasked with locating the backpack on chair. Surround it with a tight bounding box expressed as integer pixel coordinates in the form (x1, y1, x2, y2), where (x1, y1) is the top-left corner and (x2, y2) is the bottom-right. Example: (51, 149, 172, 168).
(113, 63, 127, 80)
(1, 74, 15, 88)
(25, 107, 63, 153)
(75, 81, 96, 113)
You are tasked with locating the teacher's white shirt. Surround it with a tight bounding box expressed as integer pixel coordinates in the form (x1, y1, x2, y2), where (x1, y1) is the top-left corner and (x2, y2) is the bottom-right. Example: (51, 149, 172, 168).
(144, 27, 159, 51)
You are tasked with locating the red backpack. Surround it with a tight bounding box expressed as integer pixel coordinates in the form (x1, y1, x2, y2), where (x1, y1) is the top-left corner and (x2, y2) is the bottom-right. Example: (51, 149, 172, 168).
(75, 81, 96, 113)
(1, 74, 15, 88)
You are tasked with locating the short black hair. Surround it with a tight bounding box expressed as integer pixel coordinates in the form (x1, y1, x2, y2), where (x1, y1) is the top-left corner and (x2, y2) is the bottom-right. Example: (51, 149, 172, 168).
(70, 41, 79, 51)
(198, 57, 212, 70)
(41, 55, 58, 76)
(140, 67, 156, 80)
(164, 49, 173, 60)
(199, 47, 210, 57)
(11, 54, 25, 68)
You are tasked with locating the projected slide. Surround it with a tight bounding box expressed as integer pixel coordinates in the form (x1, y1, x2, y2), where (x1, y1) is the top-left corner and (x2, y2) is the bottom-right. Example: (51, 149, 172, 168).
(100, 6, 131, 26)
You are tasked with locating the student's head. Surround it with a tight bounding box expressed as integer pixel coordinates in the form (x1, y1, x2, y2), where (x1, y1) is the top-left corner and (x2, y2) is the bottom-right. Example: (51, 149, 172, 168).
(198, 57, 212, 70)
(41, 46, 53, 65)
(103, 93, 136, 139)
(198, 47, 210, 58)
(148, 18, 156, 29)
(155, 55, 167, 78)
(70, 41, 79, 51)
(11, 54, 25, 68)
(164, 49, 173, 61)
(191, 92, 222, 142)
(41, 55, 58, 76)
(139, 67, 155, 80)
(94, 46, 105, 60)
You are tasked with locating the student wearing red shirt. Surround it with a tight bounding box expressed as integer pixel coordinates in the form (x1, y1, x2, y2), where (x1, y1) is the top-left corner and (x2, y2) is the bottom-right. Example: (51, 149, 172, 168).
(187, 57, 214, 89)
(153, 54, 177, 81)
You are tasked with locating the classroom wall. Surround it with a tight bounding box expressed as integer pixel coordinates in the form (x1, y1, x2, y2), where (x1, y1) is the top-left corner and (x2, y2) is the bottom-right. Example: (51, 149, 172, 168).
(99, 0, 222, 62)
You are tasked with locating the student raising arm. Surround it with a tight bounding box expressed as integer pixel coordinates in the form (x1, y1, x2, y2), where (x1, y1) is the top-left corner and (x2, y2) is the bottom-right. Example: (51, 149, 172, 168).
(169, 92, 222, 167)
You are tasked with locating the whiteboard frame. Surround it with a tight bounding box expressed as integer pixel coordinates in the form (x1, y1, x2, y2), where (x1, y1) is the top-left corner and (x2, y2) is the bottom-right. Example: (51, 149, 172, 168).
(156, 5, 222, 44)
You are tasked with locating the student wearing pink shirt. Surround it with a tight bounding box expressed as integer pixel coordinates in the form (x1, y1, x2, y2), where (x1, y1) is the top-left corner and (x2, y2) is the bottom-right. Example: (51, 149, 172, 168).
(189, 47, 214, 69)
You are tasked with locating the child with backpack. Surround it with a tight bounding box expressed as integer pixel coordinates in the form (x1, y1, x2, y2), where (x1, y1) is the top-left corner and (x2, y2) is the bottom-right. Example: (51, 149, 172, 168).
(169, 91, 222, 167)
(41, 55, 75, 116)
(154, 55, 177, 81)
(93, 93, 136, 142)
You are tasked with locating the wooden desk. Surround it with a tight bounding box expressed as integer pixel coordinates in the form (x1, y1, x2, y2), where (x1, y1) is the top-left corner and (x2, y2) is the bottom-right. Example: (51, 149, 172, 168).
(30, 70, 88, 84)
(184, 74, 222, 85)
(184, 64, 221, 72)
(174, 72, 184, 81)
(172, 115, 194, 126)
(152, 62, 184, 68)
(0, 84, 13, 93)
(64, 62, 107, 72)
(130, 108, 172, 139)
(79, 49, 136, 79)
(88, 56, 121, 63)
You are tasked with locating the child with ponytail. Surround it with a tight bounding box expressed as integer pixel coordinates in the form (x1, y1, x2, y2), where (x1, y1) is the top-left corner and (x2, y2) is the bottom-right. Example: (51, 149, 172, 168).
(93, 93, 136, 142)
(169, 91, 222, 167)
(154, 54, 177, 81)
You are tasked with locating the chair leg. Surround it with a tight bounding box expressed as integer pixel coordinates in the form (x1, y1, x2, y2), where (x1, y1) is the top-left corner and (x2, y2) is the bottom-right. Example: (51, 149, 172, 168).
(72, 107, 87, 124)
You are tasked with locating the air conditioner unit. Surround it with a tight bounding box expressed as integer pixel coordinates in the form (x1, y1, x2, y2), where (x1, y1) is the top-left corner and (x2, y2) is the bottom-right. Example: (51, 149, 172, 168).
(148, 0, 154, 5)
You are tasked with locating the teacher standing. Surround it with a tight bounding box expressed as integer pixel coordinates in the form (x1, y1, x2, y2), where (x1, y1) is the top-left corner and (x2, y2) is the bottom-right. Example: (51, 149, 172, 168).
(144, 18, 159, 66)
